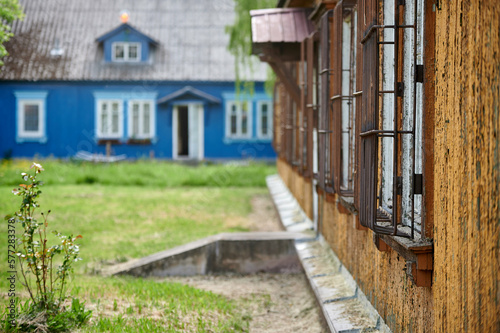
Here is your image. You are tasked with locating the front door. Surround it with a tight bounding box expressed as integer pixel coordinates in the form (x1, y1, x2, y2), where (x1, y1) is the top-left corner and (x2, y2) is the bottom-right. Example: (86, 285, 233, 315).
(172, 104, 204, 160)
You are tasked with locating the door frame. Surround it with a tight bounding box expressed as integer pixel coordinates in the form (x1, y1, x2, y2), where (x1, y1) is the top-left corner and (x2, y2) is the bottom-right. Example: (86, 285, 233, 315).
(172, 103, 204, 160)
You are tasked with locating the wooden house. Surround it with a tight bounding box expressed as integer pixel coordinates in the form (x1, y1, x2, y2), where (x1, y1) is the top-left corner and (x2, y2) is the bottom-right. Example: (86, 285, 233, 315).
(252, 0, 500, 332)
(0, 0, 275, 160)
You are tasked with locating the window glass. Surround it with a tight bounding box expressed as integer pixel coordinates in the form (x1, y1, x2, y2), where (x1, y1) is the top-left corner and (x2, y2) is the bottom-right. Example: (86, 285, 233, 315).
(111, 102, 120, 134)
(101, 103, 108, 134)
(241, 103, 248, 135)
(132, 103, 140, 136)
(115, 44, 124, 60)
(230, 104, 237, 134)
(143, 103, 150, 135)
(128, 45, 138, 60)
(24, 104, 39, 132)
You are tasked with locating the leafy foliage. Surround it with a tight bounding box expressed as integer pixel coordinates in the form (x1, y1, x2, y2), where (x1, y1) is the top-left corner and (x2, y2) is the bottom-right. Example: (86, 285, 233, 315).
(226, 0, 276, 95)
(0, 0, 24, 66)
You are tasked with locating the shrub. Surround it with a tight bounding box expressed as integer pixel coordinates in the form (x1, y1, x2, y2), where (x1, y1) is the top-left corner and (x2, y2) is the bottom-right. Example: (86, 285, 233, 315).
(3, 163, 91, 332)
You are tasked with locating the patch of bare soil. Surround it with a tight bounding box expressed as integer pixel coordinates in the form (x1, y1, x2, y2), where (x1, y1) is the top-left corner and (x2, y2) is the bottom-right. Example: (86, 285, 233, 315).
(165, 273, 326, 333)
(223, 193, 283, 232)
(247, 194, 284, 232)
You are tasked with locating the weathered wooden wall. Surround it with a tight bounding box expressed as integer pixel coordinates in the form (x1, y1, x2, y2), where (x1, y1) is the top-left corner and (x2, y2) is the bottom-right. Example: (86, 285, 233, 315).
(277, 158, 314, 219)
(433, 1, 500, 331)
(274, 1, 500, 332)
(277, 159, 434, 332)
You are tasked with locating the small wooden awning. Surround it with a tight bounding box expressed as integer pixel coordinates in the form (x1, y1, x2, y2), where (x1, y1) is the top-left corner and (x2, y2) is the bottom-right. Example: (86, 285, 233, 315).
(251, 8, 314, 105)
(251, 8, 314, 61)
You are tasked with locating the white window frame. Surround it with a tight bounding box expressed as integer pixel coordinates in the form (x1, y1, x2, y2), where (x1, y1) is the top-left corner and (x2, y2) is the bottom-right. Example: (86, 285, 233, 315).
(112, 42, 141, 62)
(127, 100, 155, 139)
(96, 99, 124, 139)
(256, 101, 273, 139)
(14, 91, 48, 143)
(225, 100, 252, 139)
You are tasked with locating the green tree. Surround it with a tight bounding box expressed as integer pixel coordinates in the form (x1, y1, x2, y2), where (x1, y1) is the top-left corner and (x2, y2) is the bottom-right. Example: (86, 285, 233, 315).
(226, 0, 276, 95)
(0, 0, 24, 66)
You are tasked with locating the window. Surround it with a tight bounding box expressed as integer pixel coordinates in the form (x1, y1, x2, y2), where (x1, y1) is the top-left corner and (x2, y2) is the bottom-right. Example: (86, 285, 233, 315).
(318, 11, 333, 191)
(331, 2, 357, 196)
(97, 100, 123, 138)
(112, 42, 141, 62)
(14, 91, 48, 142)
(128, 100, 155, 139)
(358, 0, 424, 238)
(226, 101, 252, 139)
(257, 101, 273, 139)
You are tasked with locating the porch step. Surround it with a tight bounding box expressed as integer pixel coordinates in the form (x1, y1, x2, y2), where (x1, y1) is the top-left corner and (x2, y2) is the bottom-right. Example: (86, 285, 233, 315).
(266, 175, 391, 333)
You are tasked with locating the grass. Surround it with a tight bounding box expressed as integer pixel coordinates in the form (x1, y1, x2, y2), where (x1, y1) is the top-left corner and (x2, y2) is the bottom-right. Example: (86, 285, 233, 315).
(0, 159, 275, 187)
(0, 159, 276, 331)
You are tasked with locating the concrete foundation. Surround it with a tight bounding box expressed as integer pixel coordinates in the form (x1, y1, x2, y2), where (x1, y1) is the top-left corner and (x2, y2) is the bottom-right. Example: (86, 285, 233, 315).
(109, 232, 309, 277)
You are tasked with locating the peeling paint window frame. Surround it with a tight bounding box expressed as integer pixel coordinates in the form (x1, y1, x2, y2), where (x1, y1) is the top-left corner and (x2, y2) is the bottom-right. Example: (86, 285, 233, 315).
(358, 0, 424, 239)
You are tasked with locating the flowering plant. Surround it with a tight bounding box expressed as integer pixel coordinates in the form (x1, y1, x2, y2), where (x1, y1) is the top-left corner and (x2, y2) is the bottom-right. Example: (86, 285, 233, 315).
(5, 163, 85, 319)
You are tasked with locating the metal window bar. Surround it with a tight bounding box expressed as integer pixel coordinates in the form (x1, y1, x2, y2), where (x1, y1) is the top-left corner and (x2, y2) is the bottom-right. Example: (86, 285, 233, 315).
(305, 36, 316, 178)
(359, 0, 422, 238)
(342, 5, 357, 195)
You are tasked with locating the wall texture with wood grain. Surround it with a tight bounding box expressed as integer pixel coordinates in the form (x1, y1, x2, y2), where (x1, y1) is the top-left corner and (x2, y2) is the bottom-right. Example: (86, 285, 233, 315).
(433, 1, 500, 331)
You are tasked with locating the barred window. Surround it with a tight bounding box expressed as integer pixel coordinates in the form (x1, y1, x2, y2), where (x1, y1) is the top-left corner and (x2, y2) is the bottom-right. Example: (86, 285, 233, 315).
(358, 0, 424, 238)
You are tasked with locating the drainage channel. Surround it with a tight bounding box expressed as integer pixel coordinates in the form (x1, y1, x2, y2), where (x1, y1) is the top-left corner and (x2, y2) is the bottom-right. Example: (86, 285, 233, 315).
(266, 175, 391, 333)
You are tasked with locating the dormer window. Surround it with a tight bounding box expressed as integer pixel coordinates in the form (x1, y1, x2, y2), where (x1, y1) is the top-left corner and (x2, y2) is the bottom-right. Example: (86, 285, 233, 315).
(112, 42, 140, 62)
(96, 21, 158, 64)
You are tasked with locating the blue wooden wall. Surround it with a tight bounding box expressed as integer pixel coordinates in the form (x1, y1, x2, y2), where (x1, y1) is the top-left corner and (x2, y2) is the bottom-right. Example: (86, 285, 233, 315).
(0, 81, 276, 160)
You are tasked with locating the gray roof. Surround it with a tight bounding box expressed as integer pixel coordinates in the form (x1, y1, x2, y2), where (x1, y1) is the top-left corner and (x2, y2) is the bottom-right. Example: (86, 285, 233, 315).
(0, 0, 268, 82)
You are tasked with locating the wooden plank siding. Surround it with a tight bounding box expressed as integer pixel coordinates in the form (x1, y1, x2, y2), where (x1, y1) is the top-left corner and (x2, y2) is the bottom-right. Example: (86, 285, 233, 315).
(433, 0, 500, 331)
(267, 0, 500, 331)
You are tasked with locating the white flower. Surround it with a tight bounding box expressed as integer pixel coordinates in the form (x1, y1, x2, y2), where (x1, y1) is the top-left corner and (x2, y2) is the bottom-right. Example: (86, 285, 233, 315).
(31, 162, 44, 172)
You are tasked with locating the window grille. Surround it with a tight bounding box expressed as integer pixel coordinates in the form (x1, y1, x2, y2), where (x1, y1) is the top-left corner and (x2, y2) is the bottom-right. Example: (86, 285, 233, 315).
(318, 10, 334, 191)
(359, 0, 424, 238)
(332, 2, 357, 196)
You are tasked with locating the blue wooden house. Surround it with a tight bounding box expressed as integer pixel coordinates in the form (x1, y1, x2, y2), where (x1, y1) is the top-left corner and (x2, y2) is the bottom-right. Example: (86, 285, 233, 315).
(0, 0, 275, 160)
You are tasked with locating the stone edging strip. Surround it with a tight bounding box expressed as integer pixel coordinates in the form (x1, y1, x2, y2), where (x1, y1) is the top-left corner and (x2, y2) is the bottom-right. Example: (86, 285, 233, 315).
(266, 174, 392, 333)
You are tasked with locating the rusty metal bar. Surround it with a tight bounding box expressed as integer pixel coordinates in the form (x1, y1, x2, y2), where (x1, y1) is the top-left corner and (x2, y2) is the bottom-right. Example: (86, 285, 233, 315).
(391, 0, 401, 236)
(361, 24, 415, 44)
(410, 0, 418, 239)
(331, 95, 354, 101)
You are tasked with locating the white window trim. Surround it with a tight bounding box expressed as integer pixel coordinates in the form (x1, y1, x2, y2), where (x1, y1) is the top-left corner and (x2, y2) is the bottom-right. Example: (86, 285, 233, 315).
(14, 91, 48, 143)
(225, 100, 252, 139)
(96, 99, 124, 139)
(18, 99, 45, 139)
(127, 100, 155, 139)
(256, 101, 273, 139)
(111, 42, 141, 62)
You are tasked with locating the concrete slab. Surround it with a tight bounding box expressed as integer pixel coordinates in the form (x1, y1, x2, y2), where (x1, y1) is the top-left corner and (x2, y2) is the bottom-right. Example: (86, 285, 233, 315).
(108, 231, 312, 278)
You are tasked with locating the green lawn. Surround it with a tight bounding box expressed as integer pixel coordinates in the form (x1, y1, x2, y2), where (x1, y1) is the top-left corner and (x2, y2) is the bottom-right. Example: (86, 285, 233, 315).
(0, 159, 276, 332)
